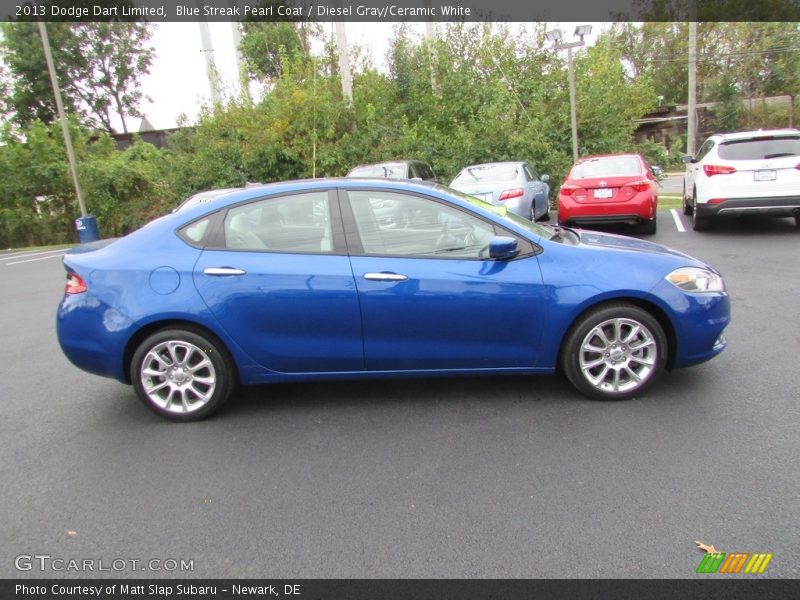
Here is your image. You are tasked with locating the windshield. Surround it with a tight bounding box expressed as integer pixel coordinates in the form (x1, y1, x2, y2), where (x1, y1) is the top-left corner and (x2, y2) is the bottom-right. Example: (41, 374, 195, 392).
(348, 163, 407, 178)
(571, 156, 642, 178)
(718, 136, 800, 160)
(451, 164, 520, 185)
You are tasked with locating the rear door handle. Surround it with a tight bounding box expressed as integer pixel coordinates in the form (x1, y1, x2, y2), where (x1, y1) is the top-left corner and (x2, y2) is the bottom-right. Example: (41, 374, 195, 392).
(363, 272, 408, 282)
(203, 267, 247, 276)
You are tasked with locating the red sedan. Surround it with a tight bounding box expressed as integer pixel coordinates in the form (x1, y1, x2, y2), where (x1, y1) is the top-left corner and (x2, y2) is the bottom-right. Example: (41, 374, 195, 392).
(557, 153, 659, 234)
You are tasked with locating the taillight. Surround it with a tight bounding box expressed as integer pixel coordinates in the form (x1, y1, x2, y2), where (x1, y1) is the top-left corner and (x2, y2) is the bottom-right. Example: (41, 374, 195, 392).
(708, 198, 727, 205)
(628, 179, 651, 193)
(498, 188, 524, 201)
(703, 165, 737, 177)
(559, 184, 583, 197)
(65, 272, 87, 294)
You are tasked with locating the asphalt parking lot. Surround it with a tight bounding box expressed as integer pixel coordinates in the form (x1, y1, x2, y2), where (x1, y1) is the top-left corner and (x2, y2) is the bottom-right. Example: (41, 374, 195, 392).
(1, 211, 798, 579)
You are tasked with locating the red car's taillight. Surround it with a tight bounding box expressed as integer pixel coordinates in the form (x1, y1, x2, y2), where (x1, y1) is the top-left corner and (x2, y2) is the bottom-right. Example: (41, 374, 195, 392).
(628, 179, 651, 193)
(65, 272, 87, 294)
(703, 164, 737, 177)
(559, 184, 584, 197)
(498, 188, 525, 201)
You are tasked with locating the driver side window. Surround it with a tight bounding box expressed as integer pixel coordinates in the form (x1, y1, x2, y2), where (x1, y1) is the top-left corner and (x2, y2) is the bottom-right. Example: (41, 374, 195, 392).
(347, 191, 495, 259)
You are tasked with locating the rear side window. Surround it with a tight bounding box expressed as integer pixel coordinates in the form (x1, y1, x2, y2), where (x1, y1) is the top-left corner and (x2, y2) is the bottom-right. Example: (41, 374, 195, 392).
(223, 192, 332, 253)
(718, 136, 800, 160)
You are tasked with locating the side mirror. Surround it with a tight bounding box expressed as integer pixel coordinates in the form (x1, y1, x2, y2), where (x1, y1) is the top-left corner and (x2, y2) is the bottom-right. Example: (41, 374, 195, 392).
(681, 155, 695, 164)
(489, 236, 519, 260)
(541, 174, 550, 183)
(650, 165, 664, 177)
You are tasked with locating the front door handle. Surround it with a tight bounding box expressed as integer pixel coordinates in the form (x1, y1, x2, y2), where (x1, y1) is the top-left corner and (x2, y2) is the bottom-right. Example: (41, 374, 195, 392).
(363, 272, 408, 282)
(203, 267, 247, 276)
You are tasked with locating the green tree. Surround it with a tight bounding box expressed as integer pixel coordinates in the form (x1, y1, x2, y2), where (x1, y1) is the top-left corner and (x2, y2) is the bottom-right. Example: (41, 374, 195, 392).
(0, 21, 154, 133)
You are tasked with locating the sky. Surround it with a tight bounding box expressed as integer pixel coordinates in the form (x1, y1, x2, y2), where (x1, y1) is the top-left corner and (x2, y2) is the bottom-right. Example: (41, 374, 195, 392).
(133, 21, 603, 132)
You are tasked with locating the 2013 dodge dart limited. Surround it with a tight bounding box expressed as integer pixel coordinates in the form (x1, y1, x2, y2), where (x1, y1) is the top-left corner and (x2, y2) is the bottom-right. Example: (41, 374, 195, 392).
(57, 179, 730, 421)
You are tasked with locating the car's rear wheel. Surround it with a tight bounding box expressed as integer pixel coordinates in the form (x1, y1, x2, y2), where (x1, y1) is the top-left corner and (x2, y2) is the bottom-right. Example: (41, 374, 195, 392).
(639, 218, 657, 235)
(795, 215, 800, 228)
(561, 303, 667, 400)
(683, 184, 693, 215)
(131, 328, 235, 421)
(691, 190, 711, 231)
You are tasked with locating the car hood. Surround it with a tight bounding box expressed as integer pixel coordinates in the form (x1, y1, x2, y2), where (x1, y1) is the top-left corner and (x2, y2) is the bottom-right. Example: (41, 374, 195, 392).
(575, 228, 693, 260)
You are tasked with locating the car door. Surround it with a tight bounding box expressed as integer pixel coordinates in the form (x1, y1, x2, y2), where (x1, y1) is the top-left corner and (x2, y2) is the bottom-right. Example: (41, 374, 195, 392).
(341, 188, 547, 371)
(193, 190, 364, 373)
(523, 163, 548, 219)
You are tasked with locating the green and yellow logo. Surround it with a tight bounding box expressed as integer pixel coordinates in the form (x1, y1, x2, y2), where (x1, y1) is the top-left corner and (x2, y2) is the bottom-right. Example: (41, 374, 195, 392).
(694, 541, 773, 574)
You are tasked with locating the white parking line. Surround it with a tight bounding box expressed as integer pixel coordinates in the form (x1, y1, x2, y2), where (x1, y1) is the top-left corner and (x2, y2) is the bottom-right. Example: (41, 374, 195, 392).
(1, 247, 70, 261)
(670, 209, 686, 233)
(6, 253, 66, 266)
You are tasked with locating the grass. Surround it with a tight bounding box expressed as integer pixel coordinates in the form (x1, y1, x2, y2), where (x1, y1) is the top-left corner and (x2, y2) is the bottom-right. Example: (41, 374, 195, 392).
(658, 195, 683, 211)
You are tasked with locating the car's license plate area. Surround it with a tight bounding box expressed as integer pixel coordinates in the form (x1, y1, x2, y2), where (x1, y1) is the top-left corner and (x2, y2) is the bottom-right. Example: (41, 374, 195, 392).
(593, 188, 613, 199)
(754, 169, 777, 182)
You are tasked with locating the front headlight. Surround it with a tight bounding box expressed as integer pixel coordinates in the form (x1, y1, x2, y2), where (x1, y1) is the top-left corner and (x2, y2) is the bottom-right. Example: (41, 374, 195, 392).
(666, 267, 725, 293)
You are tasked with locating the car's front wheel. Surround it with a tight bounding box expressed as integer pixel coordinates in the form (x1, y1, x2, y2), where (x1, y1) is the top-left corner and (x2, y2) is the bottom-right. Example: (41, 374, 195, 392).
(131, 327, 235, 421)
(560, 303, 668, 400)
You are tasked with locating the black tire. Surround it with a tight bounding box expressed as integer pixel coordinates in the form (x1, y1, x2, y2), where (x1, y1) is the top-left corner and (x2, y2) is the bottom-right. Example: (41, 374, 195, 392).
(131, 327, 235, 421)
(795, 215, 800, 228)
(683, 184, 693, 215)
(691, 191, 711, 231)
(639, 218, 657, 235)
(560, 303, 668, 400)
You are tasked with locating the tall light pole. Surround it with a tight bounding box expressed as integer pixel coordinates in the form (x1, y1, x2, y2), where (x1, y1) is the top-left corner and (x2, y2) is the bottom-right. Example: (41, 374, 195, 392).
(546, 25, 592, 163)
(38, 21, 87, 219)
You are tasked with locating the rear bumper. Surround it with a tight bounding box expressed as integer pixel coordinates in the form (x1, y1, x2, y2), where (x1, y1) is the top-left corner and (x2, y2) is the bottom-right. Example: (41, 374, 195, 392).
(558, 193, 655, 225)
(696, 195, 800, 218)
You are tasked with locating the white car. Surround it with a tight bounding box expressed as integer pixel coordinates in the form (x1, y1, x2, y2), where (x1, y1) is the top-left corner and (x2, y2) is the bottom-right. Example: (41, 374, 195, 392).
(682, 129, 800, 230)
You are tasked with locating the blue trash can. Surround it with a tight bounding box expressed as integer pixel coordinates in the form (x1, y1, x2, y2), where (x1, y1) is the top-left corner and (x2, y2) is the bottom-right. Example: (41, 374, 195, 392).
(75, 216, 100, 244)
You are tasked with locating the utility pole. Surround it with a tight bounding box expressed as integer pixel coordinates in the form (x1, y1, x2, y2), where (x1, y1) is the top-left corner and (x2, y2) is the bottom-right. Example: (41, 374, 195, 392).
(38, 21, 87, 218)
(229, 6, 251, 105)
(546, 26, 592, 163)
(334, 22, 353, 106)
(425, 2, 437, 92)
(687, 13, 698, 155)
(197, 0, 222, 105)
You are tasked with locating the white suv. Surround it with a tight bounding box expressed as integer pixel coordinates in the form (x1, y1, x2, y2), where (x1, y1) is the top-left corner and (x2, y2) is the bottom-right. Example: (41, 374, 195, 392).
(682, 129, 800, 230)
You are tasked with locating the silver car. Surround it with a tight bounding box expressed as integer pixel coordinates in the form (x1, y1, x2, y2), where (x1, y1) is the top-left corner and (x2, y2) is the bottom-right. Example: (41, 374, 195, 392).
(450, 161, 551, 221)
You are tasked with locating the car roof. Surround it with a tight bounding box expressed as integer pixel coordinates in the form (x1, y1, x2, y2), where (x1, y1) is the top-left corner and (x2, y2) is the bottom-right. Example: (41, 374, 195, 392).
(176, 178, 444, 214)
(708, 128, 800, 142)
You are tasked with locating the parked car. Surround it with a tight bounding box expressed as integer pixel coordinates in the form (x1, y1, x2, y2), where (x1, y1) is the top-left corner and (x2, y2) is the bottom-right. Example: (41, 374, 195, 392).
(682, 128, 800, 230)
(57, 179, 729, 421)
(557, 153, 659, 234)
(347, 160, 438, 182)
(449, 161, 551, 221)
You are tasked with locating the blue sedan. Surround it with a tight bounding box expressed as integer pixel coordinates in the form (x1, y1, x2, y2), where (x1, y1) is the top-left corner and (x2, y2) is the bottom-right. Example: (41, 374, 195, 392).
(57, 179, 730, 421)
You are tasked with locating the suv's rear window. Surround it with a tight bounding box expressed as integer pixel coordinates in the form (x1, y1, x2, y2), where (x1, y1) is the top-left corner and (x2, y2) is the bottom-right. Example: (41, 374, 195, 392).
(718, 136, 800, 160)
